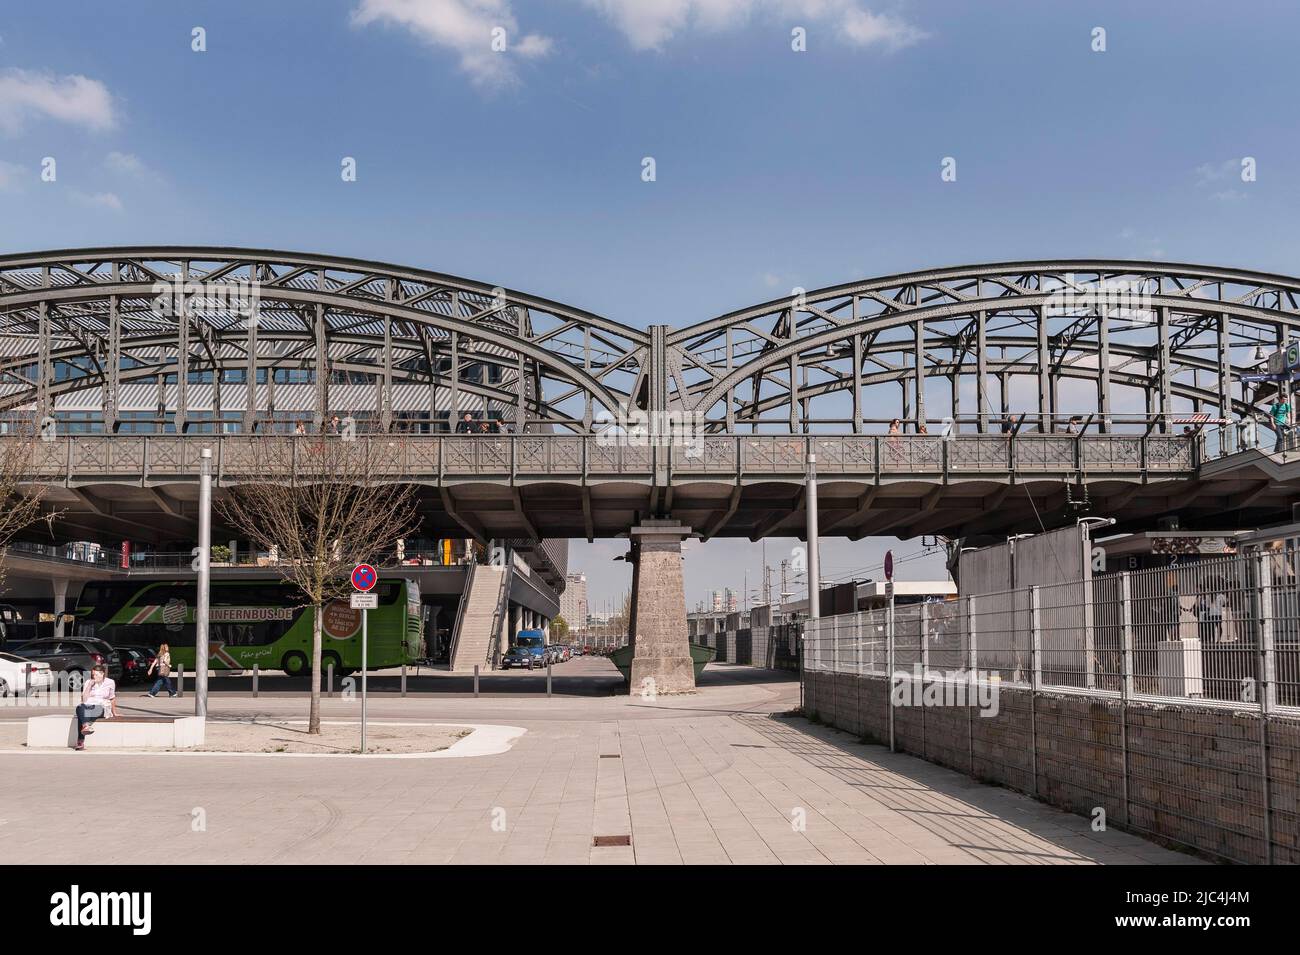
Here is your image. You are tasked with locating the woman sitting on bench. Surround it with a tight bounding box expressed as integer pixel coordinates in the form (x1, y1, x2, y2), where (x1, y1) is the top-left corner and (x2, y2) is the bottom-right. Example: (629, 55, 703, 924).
(75, 664, 119, 750)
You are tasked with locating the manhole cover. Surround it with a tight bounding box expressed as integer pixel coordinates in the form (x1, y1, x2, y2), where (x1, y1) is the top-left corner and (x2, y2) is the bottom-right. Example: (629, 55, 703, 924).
(593, 835, 631, 847)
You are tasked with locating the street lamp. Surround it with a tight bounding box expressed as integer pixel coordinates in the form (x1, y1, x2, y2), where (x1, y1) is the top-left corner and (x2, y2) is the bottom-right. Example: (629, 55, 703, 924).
(196, 447, 212, 718)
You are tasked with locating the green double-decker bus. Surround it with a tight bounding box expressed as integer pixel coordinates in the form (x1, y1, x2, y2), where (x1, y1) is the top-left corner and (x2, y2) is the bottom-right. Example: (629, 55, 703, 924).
(74, 577, 425, 676)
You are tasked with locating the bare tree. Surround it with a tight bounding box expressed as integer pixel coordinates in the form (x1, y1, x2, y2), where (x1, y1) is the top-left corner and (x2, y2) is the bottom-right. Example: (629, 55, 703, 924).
(0, 423, 57, 591)
(217, 429, 419, 733)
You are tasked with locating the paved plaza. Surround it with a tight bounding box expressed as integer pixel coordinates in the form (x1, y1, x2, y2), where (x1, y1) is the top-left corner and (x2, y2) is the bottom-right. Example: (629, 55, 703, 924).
(0, 659, 1196, 865)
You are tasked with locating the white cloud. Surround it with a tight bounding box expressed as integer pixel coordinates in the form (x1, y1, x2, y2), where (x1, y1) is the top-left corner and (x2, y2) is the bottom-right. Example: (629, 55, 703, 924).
(839, 6, 927, 49)
(582, 0, 927, 52)
(0, 158, 25, 191)
(0, 69, 116, 135)
(1194, 158, 1239, 186)
(71, 190, 124, 212)
(105, 150, 145, 176)
(351, 0, 552, 87)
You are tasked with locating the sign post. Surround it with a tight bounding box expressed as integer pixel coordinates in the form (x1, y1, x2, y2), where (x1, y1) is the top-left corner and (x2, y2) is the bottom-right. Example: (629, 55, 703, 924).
(350, 563, 378, 754)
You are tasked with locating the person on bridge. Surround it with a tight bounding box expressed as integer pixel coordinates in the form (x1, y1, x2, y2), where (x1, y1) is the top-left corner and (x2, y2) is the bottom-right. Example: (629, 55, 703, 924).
(74, 664, 118, 750)
(455, 413, 475, 433)
(144, 643, 177, 698)
(1270, 398, 1291, 451)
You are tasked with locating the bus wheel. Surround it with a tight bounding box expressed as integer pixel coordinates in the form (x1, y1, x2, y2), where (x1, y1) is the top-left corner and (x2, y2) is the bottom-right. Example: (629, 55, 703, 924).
(281, 652, 308, 677)
(322, 652, 343, 679)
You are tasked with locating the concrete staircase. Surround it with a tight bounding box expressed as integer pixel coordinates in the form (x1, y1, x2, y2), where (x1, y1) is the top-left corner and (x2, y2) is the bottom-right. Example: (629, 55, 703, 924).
(448, 565, 507, 672)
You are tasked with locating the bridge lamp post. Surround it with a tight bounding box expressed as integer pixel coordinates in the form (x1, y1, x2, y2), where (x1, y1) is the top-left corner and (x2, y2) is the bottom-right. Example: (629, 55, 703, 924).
(196, 447, 212, 718)
(806, 451, 820, 620)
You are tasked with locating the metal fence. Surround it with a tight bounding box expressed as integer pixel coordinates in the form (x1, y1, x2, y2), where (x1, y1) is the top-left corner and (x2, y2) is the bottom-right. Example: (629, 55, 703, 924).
(802, 550, 1300, 864)
(804, 550, 1300, 715)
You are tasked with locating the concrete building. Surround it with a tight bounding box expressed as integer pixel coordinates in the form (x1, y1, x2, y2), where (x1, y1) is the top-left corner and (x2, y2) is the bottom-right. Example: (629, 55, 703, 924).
(560, 572, 588, 631)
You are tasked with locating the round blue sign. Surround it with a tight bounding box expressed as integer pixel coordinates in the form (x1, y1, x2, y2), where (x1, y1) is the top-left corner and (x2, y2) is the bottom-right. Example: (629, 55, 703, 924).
(351, 563, 377, 591)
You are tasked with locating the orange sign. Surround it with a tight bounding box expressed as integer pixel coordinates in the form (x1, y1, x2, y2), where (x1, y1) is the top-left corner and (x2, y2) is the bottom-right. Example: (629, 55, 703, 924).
(323, 601, 361, 640)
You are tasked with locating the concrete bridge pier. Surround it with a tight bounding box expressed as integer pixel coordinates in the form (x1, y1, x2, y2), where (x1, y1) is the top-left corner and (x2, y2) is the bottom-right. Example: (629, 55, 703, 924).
(628, 520, 695, 695)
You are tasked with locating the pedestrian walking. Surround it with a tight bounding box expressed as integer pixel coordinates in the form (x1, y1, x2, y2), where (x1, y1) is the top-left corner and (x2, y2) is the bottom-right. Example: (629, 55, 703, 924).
(144, 642, 177, 698)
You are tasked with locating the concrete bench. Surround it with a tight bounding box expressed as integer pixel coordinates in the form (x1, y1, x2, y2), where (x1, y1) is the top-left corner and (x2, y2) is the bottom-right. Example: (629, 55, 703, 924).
(26, 715, 206, 749)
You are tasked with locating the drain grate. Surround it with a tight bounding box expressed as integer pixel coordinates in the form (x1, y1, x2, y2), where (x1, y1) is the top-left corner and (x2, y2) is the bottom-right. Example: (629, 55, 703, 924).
(593, 835, 632, 847)
(599, 754, 621, 758)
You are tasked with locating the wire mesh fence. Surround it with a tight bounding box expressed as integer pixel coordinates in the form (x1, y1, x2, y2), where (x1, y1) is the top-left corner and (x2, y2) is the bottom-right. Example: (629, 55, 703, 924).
(804, 549, 1300, 713)
(800, 547, 1300, 864)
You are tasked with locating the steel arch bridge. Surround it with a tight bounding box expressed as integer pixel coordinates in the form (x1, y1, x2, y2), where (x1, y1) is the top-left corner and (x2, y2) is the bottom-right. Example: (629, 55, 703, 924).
(1, 247, 1297, 547)
(1, 248, 1296, 436)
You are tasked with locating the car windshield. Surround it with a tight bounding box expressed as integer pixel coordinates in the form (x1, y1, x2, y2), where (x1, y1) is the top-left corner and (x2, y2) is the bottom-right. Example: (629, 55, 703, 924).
(0, 651, 29, 663)
(517, 636, 543, 648)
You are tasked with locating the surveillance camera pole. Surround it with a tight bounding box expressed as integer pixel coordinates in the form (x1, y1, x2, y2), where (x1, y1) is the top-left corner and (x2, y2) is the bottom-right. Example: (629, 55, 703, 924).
(196, 447, 212, 718)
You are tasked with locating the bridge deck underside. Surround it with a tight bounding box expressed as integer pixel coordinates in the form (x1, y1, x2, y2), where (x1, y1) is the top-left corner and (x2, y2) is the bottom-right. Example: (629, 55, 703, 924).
(26, 456, 1293, 546)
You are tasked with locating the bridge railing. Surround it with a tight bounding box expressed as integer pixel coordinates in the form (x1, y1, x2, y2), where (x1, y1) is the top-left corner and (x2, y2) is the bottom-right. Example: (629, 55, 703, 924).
(2, 432, 1199, 482)
(1199, 420, 1300, 459)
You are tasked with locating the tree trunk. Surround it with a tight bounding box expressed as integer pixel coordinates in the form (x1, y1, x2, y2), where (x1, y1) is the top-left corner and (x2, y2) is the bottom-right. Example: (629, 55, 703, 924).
(309, 602, 323, 734)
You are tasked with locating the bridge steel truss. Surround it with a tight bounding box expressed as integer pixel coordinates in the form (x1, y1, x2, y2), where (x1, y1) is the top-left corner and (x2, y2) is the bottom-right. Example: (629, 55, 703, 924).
(1, 250, 1298, 546)
(0, 247, 648, 434)
(669, 260, 1300, 435)
(0, 250, 1297, 438)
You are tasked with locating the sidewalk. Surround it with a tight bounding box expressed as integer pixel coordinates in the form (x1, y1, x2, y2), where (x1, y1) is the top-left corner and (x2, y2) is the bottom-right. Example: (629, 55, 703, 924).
(0, 664, 1195, 864)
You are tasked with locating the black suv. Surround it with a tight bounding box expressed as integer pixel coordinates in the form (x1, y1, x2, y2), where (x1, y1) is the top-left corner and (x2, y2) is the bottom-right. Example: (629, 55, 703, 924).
(18, 638, 123, 688)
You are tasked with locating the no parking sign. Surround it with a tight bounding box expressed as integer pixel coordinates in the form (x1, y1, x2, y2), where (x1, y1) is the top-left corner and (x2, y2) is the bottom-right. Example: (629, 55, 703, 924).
(350, 563, 377, 754)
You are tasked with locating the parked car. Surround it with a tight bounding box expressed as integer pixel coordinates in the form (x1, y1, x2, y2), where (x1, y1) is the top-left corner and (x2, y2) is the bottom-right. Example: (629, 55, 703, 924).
(116, 647, 152, 685)
(500, 646, 537, 670)
(513, 630, 549, 669)
(0, 651, 53, 697)
(16, 638, 123, 688)
(110, 643, 157, 684)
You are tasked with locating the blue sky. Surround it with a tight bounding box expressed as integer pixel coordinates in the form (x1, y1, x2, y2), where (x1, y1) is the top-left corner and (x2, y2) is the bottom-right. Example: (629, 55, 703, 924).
(2, 1, 1295, 609)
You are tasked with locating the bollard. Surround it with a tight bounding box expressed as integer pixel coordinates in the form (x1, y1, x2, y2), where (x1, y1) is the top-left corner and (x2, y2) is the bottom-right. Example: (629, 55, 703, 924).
(252, 664, 259, 698)
(327, 661, 335, 698)
(401, 664, 407, 698)
(177, 665, 185, 699)
(547, 663, 552, 697)
(473, 664, 479, 697)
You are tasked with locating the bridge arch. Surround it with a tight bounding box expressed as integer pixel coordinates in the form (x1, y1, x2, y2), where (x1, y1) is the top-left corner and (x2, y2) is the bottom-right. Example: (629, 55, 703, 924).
(0, 247, 650, 433)
(667, 260, 1300, 434)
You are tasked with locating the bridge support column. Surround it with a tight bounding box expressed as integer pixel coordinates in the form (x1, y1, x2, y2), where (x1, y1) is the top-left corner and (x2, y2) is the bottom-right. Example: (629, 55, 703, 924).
(51, 578, 70, 641)
(629, 520, 695, 695)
